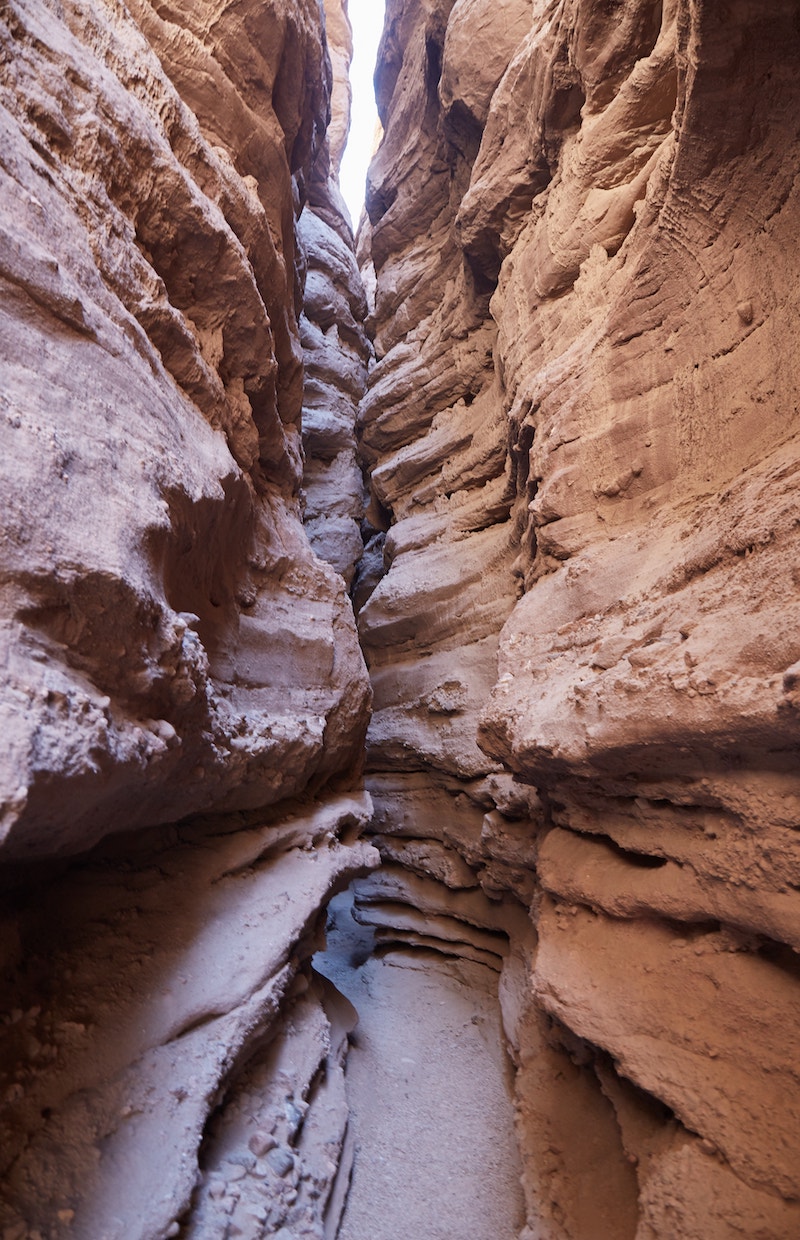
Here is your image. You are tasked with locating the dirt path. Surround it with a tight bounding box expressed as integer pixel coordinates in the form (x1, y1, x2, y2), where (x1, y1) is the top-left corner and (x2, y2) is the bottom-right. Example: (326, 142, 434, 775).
(314, 891, 525, 1240)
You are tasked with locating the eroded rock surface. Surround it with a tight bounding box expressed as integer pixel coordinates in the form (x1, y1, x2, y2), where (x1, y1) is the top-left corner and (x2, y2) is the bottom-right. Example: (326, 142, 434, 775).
(4, 0, 800, 1235)
(0, 795, 377, 1239)
(0, 1, 377, 1236)
(0, 0, 370, 861)
(316, 891, 525, 1240)
(356, 1, 800, 1236)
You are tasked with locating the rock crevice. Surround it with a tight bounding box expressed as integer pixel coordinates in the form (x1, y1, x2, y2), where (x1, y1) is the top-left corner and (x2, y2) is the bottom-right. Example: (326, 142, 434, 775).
(2, 1, 800, 1238)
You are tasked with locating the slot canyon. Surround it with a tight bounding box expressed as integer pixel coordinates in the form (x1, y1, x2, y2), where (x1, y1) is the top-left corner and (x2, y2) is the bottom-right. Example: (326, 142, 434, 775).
(1, 0, 799, 1236)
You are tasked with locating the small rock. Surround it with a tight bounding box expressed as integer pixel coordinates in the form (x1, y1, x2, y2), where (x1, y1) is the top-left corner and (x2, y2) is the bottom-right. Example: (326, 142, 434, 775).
(248, 1130, 276, 1158)
(267, 1145, 295, 1177)
(284, 1101, 305, 1134)
(591, 636, 629, 670)
(228, 1152, 256, 1171)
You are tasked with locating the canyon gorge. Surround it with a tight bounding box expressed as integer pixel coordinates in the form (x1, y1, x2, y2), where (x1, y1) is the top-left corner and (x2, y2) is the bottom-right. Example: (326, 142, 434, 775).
(1, 0, 799, 1237)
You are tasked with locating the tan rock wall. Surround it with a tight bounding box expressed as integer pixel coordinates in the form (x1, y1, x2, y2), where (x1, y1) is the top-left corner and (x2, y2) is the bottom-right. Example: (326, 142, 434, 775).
(358, 1, 800, 1235)
(0, 3, 378, 1236)
(4, 0, 800, 1232)
(0, 0, 370, 860)
(300, 0, 371, 587)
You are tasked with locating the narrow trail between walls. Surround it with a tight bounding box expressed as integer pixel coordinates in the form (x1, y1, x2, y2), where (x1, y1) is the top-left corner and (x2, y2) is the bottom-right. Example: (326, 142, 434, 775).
(314, 891, 525, 1240)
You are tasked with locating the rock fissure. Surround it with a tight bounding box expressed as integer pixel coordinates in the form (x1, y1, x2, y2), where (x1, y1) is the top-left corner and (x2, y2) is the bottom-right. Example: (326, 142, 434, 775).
(2, 0, 800, 1237)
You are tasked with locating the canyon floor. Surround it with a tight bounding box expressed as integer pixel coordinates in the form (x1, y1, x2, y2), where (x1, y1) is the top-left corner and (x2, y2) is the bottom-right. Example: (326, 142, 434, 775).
(315, 892, 525, 1240)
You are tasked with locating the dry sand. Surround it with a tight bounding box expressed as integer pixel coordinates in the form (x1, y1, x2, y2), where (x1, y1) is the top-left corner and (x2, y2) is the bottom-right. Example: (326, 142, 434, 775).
(315, 891, 525, 1240)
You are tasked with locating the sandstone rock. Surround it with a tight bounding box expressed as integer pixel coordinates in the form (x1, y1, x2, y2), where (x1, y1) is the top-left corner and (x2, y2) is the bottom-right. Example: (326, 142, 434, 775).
(357, 0, 800, 1235)
(323, 0, 355, 175)
(0, 794, 378, 1239)
(299, 162, 370, 586)
(4, 0, 800, 1234)
(0, 0, 371, 860)
(0, 2, 377, 1236)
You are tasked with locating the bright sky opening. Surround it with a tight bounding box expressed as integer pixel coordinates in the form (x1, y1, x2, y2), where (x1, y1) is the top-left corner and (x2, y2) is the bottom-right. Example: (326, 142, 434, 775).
(339, 0, 385, 228)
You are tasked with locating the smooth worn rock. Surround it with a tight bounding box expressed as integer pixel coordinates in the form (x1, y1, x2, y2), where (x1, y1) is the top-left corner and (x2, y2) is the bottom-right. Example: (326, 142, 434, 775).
(0, 794, 378, 1240)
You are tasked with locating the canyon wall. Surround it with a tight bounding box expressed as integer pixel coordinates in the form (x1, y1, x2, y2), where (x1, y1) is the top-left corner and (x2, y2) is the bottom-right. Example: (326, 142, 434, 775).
(0, 2, 375, 1236)
(2, 0, 800, 1237)
(356, 1, 800, 1237)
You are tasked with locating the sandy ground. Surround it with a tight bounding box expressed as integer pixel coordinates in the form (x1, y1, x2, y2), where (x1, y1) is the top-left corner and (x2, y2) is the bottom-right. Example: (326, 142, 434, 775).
(314, 891, 525, 1240)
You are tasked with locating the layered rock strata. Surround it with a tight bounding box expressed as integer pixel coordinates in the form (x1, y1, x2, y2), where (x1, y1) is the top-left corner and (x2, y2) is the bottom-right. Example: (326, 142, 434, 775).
(0, 1, 376, 1236)
(4, 0, 800, 1236)
(356, 1, 800, 1237)
(0, 794, 377, 1239)
(0, 0, 370, 861)
(299, 0, 371, 588)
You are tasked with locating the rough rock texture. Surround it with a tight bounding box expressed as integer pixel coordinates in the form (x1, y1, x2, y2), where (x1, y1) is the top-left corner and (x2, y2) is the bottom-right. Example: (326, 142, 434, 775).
(299, 0, 371, 589)
(5, 0, 800, 1234)
(0, 1, 378, 1236)
(0, 0, 370, 862)
(0, 794, 377, 1240)
(357, 1, 800, 1236)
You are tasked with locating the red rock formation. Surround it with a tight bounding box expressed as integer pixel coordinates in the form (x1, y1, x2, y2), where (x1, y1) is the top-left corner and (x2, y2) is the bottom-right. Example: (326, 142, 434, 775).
(356, 1, 800, 1236)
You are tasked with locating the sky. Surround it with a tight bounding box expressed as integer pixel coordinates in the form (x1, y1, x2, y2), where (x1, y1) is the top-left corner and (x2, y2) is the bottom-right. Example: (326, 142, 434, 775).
(339, 0, 385, 227)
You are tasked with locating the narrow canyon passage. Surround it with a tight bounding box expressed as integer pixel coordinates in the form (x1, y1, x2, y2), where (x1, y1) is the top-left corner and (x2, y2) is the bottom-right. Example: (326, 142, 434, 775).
(3, 1, 800, 1238)
(315, 891, 525, 1240)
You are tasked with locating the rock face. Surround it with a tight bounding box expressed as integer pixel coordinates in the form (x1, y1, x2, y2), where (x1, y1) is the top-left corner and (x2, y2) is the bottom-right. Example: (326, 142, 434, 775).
(0, 1, 376, 1236)
(0, 0, 370, 862)
(3, 0, 800, 1237)
(356, 1, 800, 1237)
(298, 0, 372, 589)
